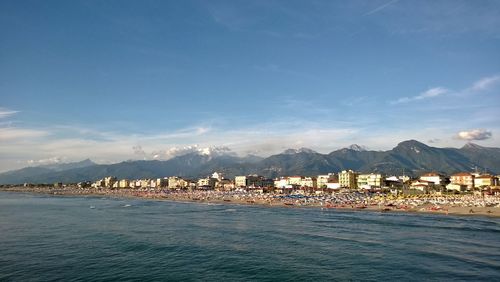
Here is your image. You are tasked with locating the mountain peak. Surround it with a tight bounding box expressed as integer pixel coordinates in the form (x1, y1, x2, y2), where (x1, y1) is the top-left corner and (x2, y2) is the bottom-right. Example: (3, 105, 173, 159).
(282, 147, 317, 154)
(347, 144, 367, 151)
(462, 142, 484, 150)
(396, 140, 428, 148)
(393, 140, 430, 154)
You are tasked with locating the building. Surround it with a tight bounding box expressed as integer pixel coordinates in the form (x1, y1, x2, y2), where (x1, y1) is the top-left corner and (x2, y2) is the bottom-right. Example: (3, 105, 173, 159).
(217, 179, 234, 191)
(140, 179, 150, 188)
(317, 173, 336, 188)
(411, 184, 429, 192)
(357, 173, 384, 189)
(235, 176, 249, 188)
(155, 178, 167, 188)
(411, 179, 434, 186)
(474, 175, 497, 188)
(168, 176, 187, 189)
(118, 179, 130, 188)
(450, 172, 474, 190)
(131, 180, 142, 188)
(235, 175, 270, 188)
(338, 170, 358, 189)
(77, 181, 91, 188)
(92, 179, 105, 188)
(410, 179, 434, 192)
(326, 181, 340, 190)
(197, 177, 217, 189)
(274, 177, 289, 189)
(104, 176, 117, 188)
(300, 177, 317, 188)
(211, 172, 223, 181)
(287, 176, 303, 186)
(420, 172, 446, 185)
(446, 183, 466, 192)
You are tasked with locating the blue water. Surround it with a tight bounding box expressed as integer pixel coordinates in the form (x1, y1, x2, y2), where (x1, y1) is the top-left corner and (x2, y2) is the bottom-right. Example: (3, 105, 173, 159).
(1, 192, 499, 281)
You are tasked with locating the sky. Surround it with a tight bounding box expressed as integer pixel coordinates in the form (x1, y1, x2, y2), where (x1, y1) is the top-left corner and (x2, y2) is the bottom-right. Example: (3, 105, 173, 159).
(1, 0, 500, 172)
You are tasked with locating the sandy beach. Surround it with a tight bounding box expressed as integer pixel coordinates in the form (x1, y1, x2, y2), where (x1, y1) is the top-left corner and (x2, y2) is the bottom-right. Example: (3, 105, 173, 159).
(2, 186, 499, 218)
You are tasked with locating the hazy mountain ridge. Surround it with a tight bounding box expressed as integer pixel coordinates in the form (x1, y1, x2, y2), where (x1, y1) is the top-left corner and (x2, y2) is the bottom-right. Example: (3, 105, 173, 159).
(1, 140, 499, 184)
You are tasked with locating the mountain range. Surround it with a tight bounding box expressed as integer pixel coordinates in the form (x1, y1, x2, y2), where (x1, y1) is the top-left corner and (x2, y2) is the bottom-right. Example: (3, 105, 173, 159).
(1, 140, 499, 184)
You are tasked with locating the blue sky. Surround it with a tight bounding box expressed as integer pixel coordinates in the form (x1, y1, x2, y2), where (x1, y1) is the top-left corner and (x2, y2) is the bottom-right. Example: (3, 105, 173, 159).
(1, 0, 500, 171)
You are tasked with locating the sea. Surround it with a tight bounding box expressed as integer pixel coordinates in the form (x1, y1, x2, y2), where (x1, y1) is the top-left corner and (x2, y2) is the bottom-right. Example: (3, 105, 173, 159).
(1, 192, 499, 281)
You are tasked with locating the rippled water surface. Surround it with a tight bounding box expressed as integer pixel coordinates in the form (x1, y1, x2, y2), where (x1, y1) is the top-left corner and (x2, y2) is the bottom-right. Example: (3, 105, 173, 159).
(1, 192, 499, 281)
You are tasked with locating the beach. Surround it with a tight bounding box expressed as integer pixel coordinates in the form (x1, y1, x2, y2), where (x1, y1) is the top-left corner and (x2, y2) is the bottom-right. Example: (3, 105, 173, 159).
(2, 186, 499, 218)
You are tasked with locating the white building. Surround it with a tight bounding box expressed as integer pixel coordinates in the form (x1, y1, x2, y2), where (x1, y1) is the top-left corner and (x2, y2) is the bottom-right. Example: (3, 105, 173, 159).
(420, 172, 446, 185)
(357, 173, 384, 189)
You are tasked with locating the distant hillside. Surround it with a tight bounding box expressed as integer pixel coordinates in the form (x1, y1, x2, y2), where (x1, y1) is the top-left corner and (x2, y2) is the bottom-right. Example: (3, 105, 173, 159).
(0, 159, 96, 184)
(0, 140, 499, 184)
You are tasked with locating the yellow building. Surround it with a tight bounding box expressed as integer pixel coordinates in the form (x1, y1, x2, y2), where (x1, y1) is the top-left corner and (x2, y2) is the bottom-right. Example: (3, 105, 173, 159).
(474, 175, 496, 188)
(118, 179, 130, 188)
(339, 170, 358, 189)
(235, 176, 248, 188)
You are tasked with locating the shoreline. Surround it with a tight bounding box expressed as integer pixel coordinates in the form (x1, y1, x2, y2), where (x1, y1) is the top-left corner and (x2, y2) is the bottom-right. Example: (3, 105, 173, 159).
(2, 187, 500, 218)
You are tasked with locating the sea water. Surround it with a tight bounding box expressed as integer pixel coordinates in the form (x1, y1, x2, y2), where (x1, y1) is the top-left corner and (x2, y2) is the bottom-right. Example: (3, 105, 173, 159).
(1, 192, 499, 281)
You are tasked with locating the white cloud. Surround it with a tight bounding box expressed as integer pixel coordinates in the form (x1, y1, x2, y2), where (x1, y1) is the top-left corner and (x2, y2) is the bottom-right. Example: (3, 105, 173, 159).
(27, 157, 66, 166)
(469, 75, 500, 92)
(151, 145, 234, 160)
(391, 87, 449, 104)
(391, 73, 500, 105)
(0, 108, 19, 119)
(456, 129, 492, 141)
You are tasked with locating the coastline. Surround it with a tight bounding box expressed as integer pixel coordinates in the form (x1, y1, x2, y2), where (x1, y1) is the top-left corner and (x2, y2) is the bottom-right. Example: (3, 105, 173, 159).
(2, 187, 499, 218)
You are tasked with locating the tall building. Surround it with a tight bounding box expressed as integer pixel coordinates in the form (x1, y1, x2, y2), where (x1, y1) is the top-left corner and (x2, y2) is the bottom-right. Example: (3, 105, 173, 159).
(450, 172, 474, 189)
(339, 170, 358, 189)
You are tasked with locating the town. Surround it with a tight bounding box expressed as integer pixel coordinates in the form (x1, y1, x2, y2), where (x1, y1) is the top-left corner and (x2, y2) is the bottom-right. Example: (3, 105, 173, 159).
(40, 170, 499, 195)
(3, 170, 498, 217)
